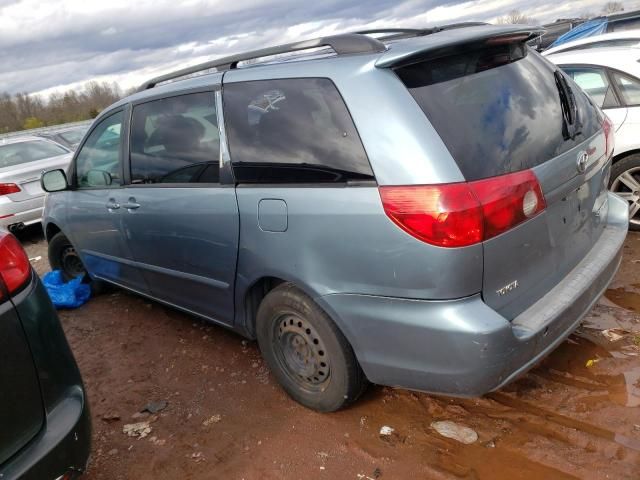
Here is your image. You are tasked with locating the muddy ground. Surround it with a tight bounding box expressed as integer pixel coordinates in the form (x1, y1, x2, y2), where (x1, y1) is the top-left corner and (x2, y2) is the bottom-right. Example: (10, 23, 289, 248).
(17, 226, 640, 479)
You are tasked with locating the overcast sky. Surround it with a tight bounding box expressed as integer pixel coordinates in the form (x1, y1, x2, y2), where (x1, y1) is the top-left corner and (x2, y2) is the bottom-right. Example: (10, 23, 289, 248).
(1, 0, 639, 97)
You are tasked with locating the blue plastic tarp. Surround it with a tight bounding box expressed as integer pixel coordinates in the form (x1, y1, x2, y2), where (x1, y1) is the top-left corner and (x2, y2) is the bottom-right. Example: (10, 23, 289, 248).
(43, 270, 91, 309)
(550, 19, 608, 48)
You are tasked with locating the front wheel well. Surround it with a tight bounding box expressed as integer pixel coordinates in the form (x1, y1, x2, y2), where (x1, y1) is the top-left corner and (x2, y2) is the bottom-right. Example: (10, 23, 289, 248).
(45, 222, 61, 242)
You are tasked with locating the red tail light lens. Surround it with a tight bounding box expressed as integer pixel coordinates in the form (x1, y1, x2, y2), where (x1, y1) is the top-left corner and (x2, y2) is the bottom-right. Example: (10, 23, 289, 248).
(0, 183, 20, 196)
(603, 116, 615, 160)
(0, 231, 31, 299)
(379, 170, 546, 248)
(469, 170, 546, 240)
(379, 184, 482, 247)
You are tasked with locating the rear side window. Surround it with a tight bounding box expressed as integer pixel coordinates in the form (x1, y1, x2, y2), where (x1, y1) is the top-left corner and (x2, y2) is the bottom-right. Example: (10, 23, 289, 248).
(130, 92, 220, 184)
(223, 78, 374, 183)
(563, 67, 619, 108)
(0, 140, 67, 168)
(396, 45, 601, 181)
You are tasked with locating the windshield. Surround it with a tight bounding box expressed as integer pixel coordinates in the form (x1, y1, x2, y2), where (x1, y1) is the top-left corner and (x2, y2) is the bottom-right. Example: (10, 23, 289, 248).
(0, 140, 68, 169)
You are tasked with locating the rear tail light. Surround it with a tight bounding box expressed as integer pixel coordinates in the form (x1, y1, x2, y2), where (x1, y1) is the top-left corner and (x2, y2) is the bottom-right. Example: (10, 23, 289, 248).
(379, 170, 546, 248)
(0, 231, 31, 299)
(0, 183, 20, 196)
(603, 115, 615, 160)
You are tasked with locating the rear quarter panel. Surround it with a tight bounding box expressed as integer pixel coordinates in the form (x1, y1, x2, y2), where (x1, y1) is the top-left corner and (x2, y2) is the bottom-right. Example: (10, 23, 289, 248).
(234, 186, 482, 301)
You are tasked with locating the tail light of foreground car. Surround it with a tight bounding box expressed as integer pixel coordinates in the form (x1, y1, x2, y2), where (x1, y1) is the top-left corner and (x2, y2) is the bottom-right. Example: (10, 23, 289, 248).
(0, 183, 21, 196)
(379, 170, 546, 248)
(603, 116, 615, 160)
(0, 231, 31, 300)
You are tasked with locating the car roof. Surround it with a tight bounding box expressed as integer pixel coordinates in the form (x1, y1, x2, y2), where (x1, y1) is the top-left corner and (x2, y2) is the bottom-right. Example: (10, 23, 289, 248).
(543, 30, 640, 55)
(547, 46, 640, 77)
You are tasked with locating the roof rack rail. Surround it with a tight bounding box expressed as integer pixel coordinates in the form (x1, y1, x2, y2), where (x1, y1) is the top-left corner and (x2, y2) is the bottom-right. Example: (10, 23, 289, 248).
(138, 33, 386, 91)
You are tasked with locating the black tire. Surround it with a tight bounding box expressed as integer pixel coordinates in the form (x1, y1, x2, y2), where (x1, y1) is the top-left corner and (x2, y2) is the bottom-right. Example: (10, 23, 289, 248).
(256, 283, 367, 412)
(610, 154, 640, 231)
(48, 231, 109, 294)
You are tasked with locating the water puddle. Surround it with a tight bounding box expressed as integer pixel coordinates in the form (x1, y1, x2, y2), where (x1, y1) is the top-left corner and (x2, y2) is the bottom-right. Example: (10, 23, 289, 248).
(605, 284, 640, 312)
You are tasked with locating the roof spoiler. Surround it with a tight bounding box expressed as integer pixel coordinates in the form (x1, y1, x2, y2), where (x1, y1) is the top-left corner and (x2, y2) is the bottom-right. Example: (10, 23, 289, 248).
(375, 24, 546, 69)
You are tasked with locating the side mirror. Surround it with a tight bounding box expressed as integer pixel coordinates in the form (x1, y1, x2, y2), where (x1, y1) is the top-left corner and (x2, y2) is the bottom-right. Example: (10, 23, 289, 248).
(41, 169, 68, 192)
(86, 170, 113, 187)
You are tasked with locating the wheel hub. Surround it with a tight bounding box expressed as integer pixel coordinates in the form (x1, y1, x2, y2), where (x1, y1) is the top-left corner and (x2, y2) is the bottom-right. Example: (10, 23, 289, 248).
(61, 245, 85, 278)
(275, 314, 330, 389)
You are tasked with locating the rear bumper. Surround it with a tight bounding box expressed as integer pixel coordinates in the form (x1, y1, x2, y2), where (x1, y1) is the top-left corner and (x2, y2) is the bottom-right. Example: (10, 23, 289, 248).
(0, 387, 91, 480)
(318, 192, 628, 396)
(0, 197, 44, 228)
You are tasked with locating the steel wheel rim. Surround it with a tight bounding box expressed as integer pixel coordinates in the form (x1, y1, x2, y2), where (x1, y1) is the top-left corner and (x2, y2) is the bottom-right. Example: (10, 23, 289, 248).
(611, 166, 640, 226)
(61, 245, 85, 278)
(273, 313, 331, 392)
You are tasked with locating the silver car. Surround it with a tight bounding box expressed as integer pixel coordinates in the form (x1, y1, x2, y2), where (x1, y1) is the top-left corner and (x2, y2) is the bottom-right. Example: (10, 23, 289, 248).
(0, 136, 72, 232)
(42, 24, 628, 412)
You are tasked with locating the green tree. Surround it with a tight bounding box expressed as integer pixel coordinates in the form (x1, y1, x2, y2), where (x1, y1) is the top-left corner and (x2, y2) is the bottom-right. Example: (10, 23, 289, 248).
(22, 116, 45, 130)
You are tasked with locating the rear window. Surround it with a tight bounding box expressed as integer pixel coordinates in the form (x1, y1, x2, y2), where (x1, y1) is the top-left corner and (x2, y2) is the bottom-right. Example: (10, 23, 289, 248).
(396, 44, 601, 181)
(223, 78, 374, 184)
(59, 129, 85, 145)
(0, 140, 68, 169)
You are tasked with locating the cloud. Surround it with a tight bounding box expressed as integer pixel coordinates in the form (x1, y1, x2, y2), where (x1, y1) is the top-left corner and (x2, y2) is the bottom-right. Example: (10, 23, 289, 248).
(0, 0, 638, 96)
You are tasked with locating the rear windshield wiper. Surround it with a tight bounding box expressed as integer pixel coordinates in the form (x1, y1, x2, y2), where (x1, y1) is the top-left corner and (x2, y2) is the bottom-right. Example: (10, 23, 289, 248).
(554, 70, 580, 140)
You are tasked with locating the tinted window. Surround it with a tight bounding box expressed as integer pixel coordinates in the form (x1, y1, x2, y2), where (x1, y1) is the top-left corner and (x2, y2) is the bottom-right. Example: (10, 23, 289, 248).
(223, 78, 373, 183)
(75, 111, 123, 188)
(397, 45, 601, 181)
(612, 71, 640, 106)
(130, 92, 220, 184)
(564, 67, 619, 108)
(0, 140, 68, 169)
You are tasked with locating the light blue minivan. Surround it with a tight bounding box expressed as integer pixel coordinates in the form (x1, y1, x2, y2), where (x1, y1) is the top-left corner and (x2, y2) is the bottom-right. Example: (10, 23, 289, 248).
(41, 24, 627, 411)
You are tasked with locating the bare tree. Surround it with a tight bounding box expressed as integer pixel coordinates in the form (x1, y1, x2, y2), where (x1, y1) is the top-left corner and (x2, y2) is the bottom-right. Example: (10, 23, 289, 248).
(497, 9, 532, 25)
(602, 2, 624, 14)
(0, 81, 124, 133)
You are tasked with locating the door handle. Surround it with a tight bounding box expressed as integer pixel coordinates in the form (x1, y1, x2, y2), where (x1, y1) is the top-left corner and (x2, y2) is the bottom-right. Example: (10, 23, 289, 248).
(106, 199, 120, 210)
(122, 197, 140, 211)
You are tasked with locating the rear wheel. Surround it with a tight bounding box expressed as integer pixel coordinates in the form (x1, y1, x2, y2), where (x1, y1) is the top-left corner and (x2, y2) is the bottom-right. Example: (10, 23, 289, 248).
(256, 283, 367, 412)
(610, 154, 640, 231)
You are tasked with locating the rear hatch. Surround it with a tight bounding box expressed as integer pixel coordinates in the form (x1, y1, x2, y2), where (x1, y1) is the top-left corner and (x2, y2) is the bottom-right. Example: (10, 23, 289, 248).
(393, 34, 609, 319)
(0, 301, 44, 464)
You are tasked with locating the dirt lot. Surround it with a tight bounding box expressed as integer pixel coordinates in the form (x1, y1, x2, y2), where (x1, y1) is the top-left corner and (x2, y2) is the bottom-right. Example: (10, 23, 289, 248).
(17, 226, 640, 480)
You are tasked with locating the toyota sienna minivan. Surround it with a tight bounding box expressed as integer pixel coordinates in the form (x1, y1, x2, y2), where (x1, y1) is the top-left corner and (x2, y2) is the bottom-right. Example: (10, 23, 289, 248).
(41, 24, 628, 411)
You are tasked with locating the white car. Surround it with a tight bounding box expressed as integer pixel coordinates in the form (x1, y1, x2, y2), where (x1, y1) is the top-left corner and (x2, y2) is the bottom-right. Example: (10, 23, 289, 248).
(547, 47, 640, 229)
(543, 30, 640, 56)
(0, 136, 73, 231)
